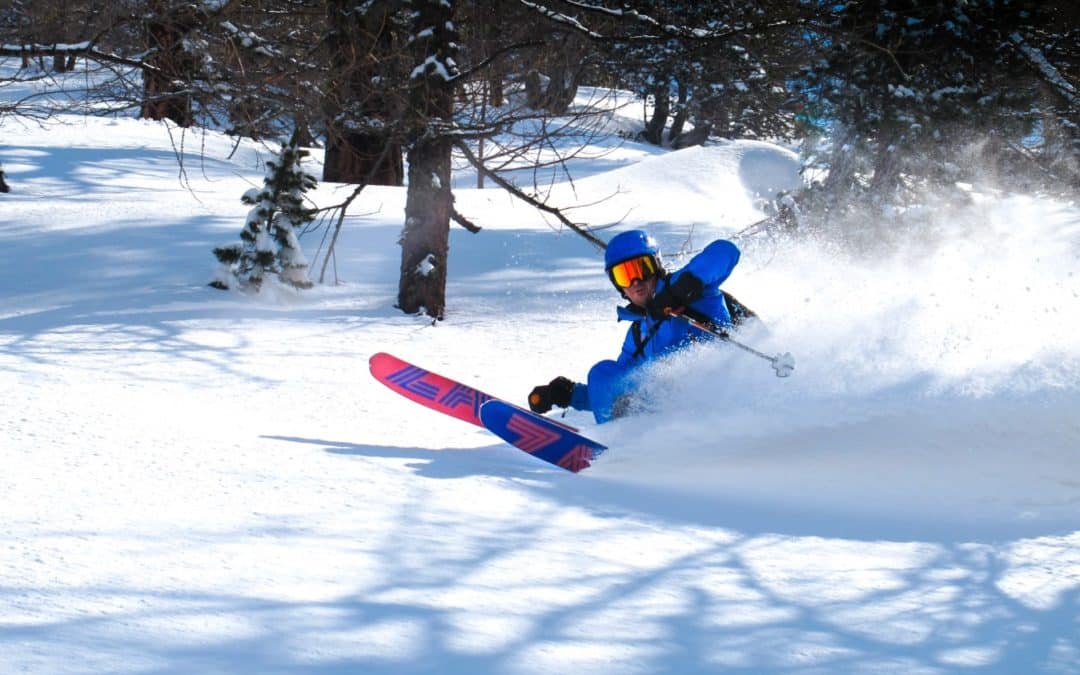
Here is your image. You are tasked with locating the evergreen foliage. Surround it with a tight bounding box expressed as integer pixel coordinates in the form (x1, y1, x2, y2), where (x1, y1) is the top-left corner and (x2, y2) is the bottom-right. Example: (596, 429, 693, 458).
(601, 0, 804, 146)
(797, 0, 1076, 234)
(211, 131, 317, 291)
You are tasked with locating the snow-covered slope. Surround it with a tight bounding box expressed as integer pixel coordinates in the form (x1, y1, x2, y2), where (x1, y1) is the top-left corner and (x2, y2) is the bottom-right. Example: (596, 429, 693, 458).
(1, 69, 1078, 674)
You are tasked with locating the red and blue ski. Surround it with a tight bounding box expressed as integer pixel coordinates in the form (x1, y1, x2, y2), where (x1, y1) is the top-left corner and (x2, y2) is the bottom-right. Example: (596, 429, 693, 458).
(369, 351, 493, 427)
(369, 352, 605, 472)
(478, 399, 605, 473)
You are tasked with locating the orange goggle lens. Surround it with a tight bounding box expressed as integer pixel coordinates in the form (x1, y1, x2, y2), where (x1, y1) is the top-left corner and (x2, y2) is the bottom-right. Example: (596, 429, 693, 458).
(608, 255, 658, 288)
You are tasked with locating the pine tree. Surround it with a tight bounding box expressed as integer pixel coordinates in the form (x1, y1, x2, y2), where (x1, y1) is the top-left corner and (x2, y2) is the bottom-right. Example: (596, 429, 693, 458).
(211, 131, 317, 291)
(797, 0, 1068, 234)
(596, 0, 805, 147)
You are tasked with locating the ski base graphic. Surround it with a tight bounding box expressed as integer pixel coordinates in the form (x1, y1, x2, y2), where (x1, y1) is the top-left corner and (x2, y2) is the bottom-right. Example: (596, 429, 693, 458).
(369, 352, 493, 427)
(479, 400, 606, 473)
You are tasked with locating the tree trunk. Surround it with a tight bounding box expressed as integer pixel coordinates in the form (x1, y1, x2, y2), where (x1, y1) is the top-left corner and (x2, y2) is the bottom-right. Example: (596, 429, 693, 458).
(671, 122, 711, 150)
(544, 59, 579, 115)
(291, 115, 316, 148)
(140, 7, 199, 127)
(487, 74, 504, 107)
(641, 80, 670, 146)
(321, 0, 404, 186)
(822, 120, 858, 197)
(868, 122, 902, 197)
(524, 69, 548, 110)
(524, 62, 579, 115)
(324, 132, 403, 185)
(667, 80, 690, 143)
(397, 0, 457, 319)
(399, 137, 453, 318)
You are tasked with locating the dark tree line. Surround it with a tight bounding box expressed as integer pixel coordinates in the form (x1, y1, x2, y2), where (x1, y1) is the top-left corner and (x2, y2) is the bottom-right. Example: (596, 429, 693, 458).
(797, 0, 1078, 234)
(2, 0, 1076, 315)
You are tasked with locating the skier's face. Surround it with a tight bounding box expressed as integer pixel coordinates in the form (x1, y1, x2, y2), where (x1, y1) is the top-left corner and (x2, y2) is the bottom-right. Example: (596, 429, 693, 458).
(624, 276, 656, 308)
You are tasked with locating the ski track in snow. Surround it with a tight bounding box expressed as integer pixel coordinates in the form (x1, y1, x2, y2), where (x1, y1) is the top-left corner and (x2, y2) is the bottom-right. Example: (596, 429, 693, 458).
(1, 65, 1079, 674)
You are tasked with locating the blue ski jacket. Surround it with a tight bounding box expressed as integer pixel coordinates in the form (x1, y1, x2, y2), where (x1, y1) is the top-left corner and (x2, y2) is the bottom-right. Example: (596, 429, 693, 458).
(570, 238, 741, 422)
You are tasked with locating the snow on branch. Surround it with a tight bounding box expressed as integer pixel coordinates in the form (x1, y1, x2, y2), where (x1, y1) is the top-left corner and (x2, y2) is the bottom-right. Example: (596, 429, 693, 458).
(1, 41, 91, 52)
(220, 21, 282, 58)
(546, 0, 693, 36)
(1009, 32, 1078, 107)
(0, 42, 161, 74)
(516, 0, 604, 39)
(516, 0, 798, 43)
(410, 55, 456, 82)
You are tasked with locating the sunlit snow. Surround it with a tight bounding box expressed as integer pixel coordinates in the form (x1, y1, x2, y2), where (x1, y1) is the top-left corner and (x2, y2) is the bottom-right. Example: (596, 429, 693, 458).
(1, 62, 1078, 675)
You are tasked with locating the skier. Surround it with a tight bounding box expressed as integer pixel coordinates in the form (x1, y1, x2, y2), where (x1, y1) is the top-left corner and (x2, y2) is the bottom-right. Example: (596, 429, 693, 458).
(527, 229, 752, 423)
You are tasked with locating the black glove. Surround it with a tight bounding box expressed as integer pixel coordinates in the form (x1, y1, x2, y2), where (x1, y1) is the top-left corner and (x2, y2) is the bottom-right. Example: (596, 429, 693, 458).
(528, 376, 575, 414)
(646, 272, 704, 320)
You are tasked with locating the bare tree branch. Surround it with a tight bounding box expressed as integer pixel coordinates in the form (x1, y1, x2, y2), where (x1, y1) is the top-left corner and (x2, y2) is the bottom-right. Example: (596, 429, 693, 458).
(314, 139, 401, 283)
(0, 42, 161, 73)
(454, 138, 606, 249)
(452, 38, 547, 82)
(450, 206, 482, 232)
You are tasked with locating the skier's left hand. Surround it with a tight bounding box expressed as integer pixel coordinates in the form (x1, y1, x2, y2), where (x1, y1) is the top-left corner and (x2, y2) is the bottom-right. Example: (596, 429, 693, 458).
(647, 272, 704, 320)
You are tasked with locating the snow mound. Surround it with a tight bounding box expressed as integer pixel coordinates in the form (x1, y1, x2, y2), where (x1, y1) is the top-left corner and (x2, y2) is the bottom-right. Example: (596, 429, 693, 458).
(560, 141, 803, 232)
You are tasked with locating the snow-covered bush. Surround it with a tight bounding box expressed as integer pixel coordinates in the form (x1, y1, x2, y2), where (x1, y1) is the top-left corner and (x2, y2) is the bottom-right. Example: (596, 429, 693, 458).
(211, 132, 317, 291)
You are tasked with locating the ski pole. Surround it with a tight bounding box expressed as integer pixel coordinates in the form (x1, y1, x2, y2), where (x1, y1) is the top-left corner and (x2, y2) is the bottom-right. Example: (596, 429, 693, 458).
(666, 309, 795, 377)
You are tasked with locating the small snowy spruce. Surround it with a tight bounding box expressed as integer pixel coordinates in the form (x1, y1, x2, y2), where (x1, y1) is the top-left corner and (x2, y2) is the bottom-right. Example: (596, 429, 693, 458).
(211, 131, 317, 291)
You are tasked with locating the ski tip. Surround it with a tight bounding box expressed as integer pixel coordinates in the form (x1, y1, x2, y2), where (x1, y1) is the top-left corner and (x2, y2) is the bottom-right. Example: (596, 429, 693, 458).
(368, 351, 395, 372)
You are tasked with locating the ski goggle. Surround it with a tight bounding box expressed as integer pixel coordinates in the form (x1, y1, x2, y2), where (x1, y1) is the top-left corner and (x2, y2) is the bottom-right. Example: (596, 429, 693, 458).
(608, 254, 658, 289)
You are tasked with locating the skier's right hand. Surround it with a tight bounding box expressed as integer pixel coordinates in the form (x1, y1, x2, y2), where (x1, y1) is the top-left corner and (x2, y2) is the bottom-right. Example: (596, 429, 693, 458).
(528, 376, 575, 413)
(647, 271, 705, 321)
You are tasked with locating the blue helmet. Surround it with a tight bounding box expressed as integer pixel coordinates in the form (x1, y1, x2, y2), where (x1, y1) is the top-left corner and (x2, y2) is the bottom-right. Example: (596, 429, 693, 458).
(604, 229, 661, 269)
